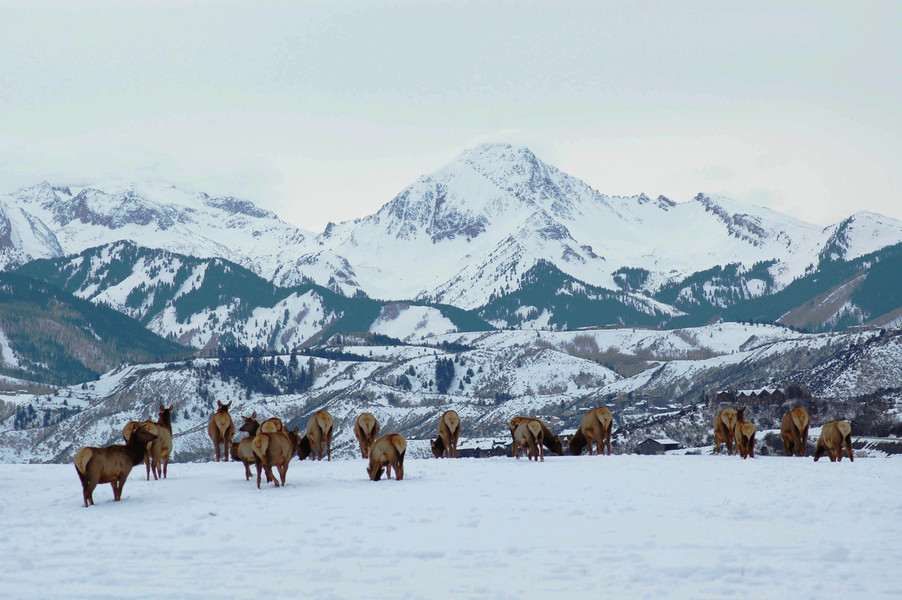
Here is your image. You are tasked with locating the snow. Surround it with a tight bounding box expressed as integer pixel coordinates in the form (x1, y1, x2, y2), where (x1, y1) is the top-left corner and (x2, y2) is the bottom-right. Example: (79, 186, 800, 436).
(1, 456, 900, 599)
(369, 304, 458, 341)
(0, 326, 20, 368)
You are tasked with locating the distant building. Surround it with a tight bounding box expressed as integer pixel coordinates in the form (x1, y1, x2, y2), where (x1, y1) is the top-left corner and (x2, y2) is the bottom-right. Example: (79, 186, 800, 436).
(635, 438, 682, 455)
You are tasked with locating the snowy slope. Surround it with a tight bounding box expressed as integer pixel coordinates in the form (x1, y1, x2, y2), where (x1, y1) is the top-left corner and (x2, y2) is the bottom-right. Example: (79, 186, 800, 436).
(16, 242, 493, 351)
(2, 457, 900, 599)
(5, 181, 312, 278)
(0, 197, 63, 269)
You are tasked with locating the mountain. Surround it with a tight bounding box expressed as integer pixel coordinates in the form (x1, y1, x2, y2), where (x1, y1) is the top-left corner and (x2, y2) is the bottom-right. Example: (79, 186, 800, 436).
(0, 198, 63, 269)
(3, 145, 902, 332)
(0, 272, 186, 384)
(16, 241, 493, 350)
(4, 181, 311, 279)
(280, 145, 902, 323)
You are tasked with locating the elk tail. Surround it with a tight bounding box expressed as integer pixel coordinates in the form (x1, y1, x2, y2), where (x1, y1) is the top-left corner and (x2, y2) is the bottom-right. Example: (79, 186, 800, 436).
(252, 434, 269, 462)
(837, 421, 852, 439)
(445, 413, 459, 434)
(74, 448, 92, 475)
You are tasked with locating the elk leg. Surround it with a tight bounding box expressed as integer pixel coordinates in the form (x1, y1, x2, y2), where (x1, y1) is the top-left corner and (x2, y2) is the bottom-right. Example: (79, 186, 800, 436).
(278, 464, 287, 486)
(244, 460, 251, 481)
(255, 461, 263, 489)
(265, 464, 278, 487)
(396, 460, 404, 481)
(163, 457, 168, 479)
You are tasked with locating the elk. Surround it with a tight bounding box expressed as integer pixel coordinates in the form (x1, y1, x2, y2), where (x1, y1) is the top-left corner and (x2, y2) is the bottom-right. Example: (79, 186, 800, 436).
(571, 407, 613, 456)
(814, 420, 854, 462)
(367, 433, 407, 481)
(298, 409, 333, 461)
(781, 406, 810, 457)
(432, 410, 461, 458)
(354, 412, 380, 459)
(74, 425, 158, 507)
(509, 416, 563, 456)
(733, 407, 757, 459)
(252, 428, 301, 488)
(513, 420, 543, 461)
(148, 404, 173, 479)
(230, 413, 261, 481)
(122, 419, 158, 480)
(713, 407, 739, 455)
(207, 401, 235, 462)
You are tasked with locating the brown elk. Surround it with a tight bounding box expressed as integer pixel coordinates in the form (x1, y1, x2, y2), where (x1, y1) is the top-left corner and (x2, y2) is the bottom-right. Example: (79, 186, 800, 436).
(513, 420, 544, 461)
(298, 409, 333, 461)
(230, 413, 261, 481)
(814, 420, 854, 462)
(733, 407, 756, 459)
(207, 401, 235, 461)
(432, 410, 461, 458)
(122, 419, 158, 480)
(354, 412, 380, 459)
(713, 407, 739, 455)
(147, 404, 173, 479)
(367, 433, 407, 481)
(74, 425, 158, 507)
(571, 407, 613, 456)
(509, 416, 563, 456)
(781, 406, 810, 457)
(252, 428, 301, 488)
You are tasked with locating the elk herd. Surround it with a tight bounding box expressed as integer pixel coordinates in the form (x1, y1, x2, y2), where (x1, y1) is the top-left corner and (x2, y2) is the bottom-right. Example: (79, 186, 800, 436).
(73, 400, 855, 507)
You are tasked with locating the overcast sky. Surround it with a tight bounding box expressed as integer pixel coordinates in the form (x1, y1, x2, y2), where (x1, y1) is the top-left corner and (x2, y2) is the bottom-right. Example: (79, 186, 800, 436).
(1, 1, 900, 231)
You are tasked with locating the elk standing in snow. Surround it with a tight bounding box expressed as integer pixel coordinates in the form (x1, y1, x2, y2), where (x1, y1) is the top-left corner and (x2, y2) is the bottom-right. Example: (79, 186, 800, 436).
(354, 412, 380, 459)
(74, 425, 158, 507)
(231, 413, 261, 481)
(713, 407, 739, 455)
(733, 407, 757, 459)
(814, 420, 854, 462)
(207, 401, 235, 462)
(571, 407, 613, 456)
(509, 416, 563, 456)
(367, 433, 407, 481)
(432, 410, 461, 458)
(781, 406, 810, 457)
(252, 427, 301, 488)
(149, 404, 173, 479)
(513, 420, 544, 461)
(298, 409, 333, 461)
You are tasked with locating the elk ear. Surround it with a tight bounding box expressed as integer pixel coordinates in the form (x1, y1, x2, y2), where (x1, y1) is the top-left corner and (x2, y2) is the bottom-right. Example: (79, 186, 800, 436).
(251, 411, 257, 419)
(217, 400, 223, 408)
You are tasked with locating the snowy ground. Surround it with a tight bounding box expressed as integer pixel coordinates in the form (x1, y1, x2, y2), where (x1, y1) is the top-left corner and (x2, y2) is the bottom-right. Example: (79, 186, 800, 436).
(2, 456, 901, 599)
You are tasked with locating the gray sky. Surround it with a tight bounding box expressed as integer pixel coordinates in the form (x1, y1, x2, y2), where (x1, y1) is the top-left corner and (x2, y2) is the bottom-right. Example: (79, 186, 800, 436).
(2, 1, 900, 231)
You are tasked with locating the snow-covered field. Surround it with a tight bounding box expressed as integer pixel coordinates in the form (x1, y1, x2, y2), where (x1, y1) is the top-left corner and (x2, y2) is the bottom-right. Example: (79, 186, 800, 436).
(2, 456, 900, 599)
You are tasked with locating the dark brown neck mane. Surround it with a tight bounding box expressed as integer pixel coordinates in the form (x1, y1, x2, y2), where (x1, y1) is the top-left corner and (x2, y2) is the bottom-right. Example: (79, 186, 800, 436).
(125, 435, 152, 466)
